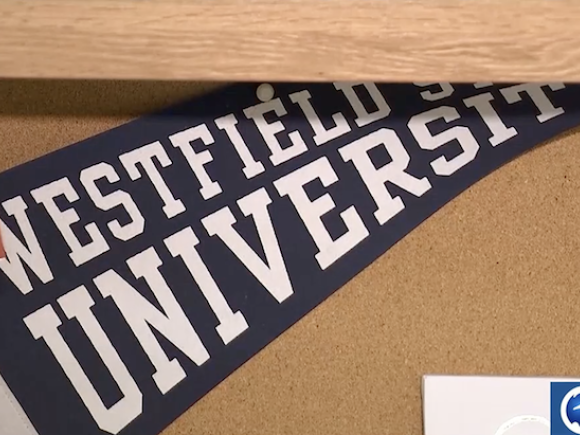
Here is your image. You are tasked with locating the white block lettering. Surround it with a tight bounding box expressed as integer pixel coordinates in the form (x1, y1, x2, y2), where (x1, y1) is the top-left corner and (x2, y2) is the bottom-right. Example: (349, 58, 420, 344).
(244, 98, 308, 166)
(339, 128, 432, 225)
(215, 114, 265, 179)
(0, 196, 53, 294)
(24, 290, 142, 435)
(289, 90, 351, 146)
(500, 83, 566, 123)
(31, 178, 109, 266)
(463, 93, 517, 146)
(80, 162, 145, 242)
(201, 187, 293, 303)
(408, 106, 480, 176)
(273, 157, 369, 270)
(333, 82, 391, 127)
(414, 83, 454, 101)
(169, 124, 222, 200)
(119, 141, 185, 218)
(164, 227, 248, 344)
(93, 248, 210, 394)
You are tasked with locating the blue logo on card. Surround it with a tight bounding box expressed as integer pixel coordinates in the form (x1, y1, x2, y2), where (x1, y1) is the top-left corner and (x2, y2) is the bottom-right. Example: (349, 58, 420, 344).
(551, 382, 580, 434)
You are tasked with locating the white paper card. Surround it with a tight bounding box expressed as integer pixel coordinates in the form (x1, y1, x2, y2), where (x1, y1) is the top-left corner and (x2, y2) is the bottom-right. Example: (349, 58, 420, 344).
(423, 375, 580, 435)
(0, 373, 37, 435)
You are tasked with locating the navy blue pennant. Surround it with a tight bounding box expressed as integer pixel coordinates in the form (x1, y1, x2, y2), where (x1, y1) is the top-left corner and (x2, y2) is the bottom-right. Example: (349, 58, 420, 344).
(0, 82, 577, 435)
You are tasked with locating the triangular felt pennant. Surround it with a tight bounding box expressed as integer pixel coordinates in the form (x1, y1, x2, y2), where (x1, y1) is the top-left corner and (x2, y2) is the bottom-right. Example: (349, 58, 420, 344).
(0, 82, 579, 435)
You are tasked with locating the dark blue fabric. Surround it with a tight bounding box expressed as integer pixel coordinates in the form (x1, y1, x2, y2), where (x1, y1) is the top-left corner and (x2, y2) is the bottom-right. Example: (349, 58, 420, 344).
(0, 82, 578, 435)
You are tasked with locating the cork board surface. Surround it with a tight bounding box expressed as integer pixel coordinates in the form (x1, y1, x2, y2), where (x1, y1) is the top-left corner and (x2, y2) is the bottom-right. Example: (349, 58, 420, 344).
(1, 79, 579, 435)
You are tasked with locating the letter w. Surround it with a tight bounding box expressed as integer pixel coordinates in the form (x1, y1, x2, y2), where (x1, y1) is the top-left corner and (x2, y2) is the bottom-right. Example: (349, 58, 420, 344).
(0, 196, 53, 294)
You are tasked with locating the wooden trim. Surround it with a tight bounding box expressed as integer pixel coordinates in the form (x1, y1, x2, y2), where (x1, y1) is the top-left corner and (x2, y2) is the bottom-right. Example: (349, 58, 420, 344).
(0, 0, 578, 83)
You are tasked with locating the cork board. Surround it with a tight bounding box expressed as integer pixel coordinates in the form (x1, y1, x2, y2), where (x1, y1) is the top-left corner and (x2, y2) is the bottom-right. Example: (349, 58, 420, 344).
(1, 79, 579, 435)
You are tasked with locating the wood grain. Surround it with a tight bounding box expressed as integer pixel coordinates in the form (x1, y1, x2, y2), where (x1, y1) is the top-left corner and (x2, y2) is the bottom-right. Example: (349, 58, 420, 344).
(1, 0, 579, 83)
